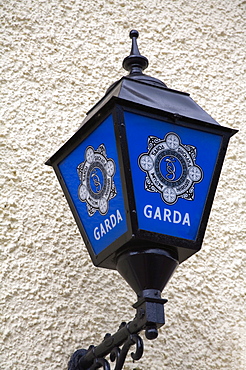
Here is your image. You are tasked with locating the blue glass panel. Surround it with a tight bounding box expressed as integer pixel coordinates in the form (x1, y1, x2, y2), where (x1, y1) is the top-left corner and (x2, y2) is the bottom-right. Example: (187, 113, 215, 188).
(124, 111, 222, 241)
(58, 115, 127, 255)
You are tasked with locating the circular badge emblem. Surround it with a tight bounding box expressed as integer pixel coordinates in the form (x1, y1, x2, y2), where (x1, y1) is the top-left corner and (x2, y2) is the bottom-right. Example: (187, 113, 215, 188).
(138, 132, 203, 205)
(77, 144, 117, 216)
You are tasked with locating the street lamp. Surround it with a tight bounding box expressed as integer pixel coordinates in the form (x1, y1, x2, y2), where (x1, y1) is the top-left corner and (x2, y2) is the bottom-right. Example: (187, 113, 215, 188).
(46, 30, 237, 370)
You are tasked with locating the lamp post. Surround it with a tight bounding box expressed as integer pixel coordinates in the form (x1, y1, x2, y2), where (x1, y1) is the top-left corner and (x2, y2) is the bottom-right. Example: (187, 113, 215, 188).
(46, 30, 237, 370)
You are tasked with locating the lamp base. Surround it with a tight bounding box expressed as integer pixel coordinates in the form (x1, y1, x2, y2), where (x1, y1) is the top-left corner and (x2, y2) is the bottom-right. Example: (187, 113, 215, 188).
(133, 289, 168, 340)
(116, 247, 179, 296)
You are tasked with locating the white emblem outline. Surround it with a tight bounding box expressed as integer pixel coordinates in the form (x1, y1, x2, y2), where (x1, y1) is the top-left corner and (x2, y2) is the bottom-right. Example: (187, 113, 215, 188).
(138, 132, 203, 205)
(77, 144, 117, 216)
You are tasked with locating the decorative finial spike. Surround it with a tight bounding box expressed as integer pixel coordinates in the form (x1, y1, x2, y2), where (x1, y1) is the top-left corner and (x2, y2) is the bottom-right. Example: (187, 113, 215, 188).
(123, 30, 149, 74)
(129, 30, 139, 39)
(129, 30, 141, 58)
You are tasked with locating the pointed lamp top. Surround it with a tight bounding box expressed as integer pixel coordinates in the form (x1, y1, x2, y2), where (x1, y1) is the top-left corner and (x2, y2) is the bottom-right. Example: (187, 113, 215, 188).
(122, 30, 167, 87)
(123, 30, 149, 74)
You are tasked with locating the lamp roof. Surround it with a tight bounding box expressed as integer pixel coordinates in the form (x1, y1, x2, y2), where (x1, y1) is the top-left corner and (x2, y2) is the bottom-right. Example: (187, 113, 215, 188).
(83, 76, 220, 127)
(82, 30, 219, 127)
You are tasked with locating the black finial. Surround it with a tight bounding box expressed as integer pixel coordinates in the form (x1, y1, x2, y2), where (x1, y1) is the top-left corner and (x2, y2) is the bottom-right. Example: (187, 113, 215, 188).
(106, 29, 167, 92)
(123, 30, 149, 75)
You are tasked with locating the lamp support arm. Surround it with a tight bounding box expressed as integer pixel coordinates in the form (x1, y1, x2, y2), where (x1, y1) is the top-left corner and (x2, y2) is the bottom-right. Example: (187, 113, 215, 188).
(68, 294, 167, 370)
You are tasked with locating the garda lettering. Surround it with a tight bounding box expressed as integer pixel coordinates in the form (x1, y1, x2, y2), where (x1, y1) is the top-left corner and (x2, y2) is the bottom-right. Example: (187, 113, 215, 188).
(94, 209, 123, 240)
(143, 204, 190, 226)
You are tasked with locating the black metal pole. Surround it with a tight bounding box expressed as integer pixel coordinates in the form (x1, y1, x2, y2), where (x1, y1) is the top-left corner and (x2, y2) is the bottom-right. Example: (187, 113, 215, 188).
(68, 291, 167, 370)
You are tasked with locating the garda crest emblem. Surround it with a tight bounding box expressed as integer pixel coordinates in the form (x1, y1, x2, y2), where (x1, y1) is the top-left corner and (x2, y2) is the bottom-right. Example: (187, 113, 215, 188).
(138, 132, 203, 205)
(77, 144, 117, 216)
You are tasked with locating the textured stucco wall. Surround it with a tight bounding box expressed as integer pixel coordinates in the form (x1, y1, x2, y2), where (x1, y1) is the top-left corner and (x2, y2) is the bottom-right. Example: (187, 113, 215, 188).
(1, 0, 245, 369)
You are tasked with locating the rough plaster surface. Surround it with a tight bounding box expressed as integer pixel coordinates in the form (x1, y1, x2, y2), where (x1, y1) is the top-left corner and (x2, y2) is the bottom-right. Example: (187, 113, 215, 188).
(0, 0, 245, 369)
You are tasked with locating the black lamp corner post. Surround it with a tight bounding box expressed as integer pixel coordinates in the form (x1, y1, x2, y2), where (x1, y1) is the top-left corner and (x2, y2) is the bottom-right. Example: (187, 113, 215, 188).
(46, 30, 237, 370)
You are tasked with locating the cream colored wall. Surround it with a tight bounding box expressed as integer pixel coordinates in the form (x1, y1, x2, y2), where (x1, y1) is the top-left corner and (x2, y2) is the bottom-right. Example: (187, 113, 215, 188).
(1, 0, 245, 369)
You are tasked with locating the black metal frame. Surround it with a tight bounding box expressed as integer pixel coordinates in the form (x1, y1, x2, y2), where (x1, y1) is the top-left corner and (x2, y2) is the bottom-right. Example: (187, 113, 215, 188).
(46, 96, 236, 269)
(115, 100, 235, 260)
(68, 292, 167, 370)
(46, 100, 134, 270)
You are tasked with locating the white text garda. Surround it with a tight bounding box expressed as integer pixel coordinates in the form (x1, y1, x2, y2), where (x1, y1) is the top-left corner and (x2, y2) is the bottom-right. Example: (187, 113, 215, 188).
(143, 204, 190, 226)
(94, 209, 123, 241)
